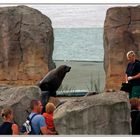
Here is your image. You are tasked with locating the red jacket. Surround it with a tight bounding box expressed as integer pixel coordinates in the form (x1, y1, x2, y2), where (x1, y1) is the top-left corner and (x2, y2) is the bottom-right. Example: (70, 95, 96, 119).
(43, 113, 55, 129)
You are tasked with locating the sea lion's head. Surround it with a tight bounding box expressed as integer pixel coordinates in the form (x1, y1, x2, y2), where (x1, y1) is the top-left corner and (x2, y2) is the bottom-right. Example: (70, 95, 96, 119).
(57, 65, 71, 72)
(65, 65, 71, 72)
(56, 65, 71, 78)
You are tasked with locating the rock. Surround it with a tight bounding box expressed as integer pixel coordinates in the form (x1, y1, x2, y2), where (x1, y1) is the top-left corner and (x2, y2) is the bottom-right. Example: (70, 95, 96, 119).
(84, 92, 98, 96)
(0, 5, 55, 85)
(54, 92, 131, 135)
(0, 86, 41, 126)
(104, 6, 140, 90)
(48, 97, 61, 107)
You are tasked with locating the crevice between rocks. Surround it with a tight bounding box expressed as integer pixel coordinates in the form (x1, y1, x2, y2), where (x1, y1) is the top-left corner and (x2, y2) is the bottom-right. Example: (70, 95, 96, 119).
(19, 14, 23, 65)
(127, 7, 132, 29)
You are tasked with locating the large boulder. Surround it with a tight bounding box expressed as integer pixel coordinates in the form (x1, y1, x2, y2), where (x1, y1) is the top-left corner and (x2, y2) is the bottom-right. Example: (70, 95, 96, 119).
(0, 5, 55, 85)
(0, 86, 41, 126)
(104, 6, 140, 90)
(54, 92, 131, 135)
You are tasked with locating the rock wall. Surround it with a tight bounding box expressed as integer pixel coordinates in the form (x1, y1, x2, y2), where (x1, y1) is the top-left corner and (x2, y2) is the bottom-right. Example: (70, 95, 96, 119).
(54, 92, 131, 135)
(0, 5, 55, 85)
(104, 6, 140, 90)
(0, 85, 41, 126)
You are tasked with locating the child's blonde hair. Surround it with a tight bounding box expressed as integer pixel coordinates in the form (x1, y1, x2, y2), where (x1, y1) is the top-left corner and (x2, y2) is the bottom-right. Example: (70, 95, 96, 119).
(45, 103, 56, 114)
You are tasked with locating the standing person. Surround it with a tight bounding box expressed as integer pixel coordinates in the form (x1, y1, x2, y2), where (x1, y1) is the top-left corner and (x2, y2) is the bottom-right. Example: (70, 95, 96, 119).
(28, 99, 47, 135)
(129, 98, 140, 134)
(0, 108, 19, 135)
(125, 51, 140, 98)
(43, 103, 57, 135)
(133, 109, 140, 135)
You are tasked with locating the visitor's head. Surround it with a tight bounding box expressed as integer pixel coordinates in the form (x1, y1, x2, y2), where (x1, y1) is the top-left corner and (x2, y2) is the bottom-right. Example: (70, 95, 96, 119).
(30, 100, 43, 113)
(127, 51, 136, 63)
(45, 102, 56, 114)
(130, 98, 140, 110)
(1, 107, 13, 121)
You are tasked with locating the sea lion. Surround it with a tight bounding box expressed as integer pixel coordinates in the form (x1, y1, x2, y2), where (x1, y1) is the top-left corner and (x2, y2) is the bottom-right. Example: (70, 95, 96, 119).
(38, 65, 71, 113)
(38, 65, 71, 95)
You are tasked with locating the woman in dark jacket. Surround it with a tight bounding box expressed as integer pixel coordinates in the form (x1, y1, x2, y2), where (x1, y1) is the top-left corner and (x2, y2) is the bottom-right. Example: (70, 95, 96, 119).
(0, 108, 19, 135)
(125, 51, 140, 98)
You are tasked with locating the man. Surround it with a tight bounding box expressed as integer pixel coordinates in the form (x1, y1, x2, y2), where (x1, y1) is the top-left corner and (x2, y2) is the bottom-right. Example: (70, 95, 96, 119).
(29, 100, 47, 135)
(125, 51, 140, 98)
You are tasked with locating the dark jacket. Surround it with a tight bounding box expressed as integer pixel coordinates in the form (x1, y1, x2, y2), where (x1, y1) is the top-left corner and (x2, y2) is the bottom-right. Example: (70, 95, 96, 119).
(126, 59, 140, 86)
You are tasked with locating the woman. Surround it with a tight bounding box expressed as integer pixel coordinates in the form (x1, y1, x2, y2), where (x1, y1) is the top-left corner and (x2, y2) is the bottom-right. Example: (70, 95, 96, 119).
(125, 51, 140, 98)
(0, 108, 19, 135)
(42, 102, 57, 135)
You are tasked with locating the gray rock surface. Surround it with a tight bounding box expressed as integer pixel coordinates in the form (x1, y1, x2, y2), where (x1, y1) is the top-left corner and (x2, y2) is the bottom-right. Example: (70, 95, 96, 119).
(0, 5, 55, 85)
(104, 6, 140, 90)
(54, 92, 131, 135)
(0, 86, 41, 126)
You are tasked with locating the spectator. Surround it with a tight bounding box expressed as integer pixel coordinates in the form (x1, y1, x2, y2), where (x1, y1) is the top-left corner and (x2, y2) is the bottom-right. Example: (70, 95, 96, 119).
(29, 100, 47, 135)
(133, 112, 140, 134)
(125, 51, 140, 98)
(0, 108, 19, 135)
(130, 98, 140, 134)
(43, 102, 57, 135)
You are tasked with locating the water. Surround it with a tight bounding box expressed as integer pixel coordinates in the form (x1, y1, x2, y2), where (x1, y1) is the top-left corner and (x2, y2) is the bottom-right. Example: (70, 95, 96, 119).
(53, 28, 104, 62)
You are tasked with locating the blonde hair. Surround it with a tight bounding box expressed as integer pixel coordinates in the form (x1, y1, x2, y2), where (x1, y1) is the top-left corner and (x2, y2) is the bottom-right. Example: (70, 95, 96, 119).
(1, 108, 12, 119)
(127, 51, 135, 58)
(45, 103, 56, 114)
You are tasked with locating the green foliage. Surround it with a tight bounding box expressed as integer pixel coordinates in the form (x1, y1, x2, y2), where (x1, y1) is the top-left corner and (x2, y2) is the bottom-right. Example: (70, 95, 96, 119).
(58, 84, 75, 92)
(87, 73, 101, 93)
(58, 72, 102, 95)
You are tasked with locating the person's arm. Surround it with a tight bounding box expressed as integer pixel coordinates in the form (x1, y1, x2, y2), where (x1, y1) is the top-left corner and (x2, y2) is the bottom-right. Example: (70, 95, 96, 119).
(39, 116, 47, 135)
(125, 74, 128, 83)
(130, 73, 140, 80)
(12, 124, 19, 135)
(131, 62, 140, 80)
(40, 126, 47, 134)
(46, 128, 57, 135)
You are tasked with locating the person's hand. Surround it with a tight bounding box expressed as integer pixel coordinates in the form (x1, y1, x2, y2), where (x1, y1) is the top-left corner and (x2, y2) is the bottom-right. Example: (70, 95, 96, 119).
(23, 132, 28, 135)
(128, 76, 133, 81)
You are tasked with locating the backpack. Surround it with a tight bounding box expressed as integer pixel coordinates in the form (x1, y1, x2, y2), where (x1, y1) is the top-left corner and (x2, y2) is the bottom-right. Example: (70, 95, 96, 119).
(21, 113, 37, 135)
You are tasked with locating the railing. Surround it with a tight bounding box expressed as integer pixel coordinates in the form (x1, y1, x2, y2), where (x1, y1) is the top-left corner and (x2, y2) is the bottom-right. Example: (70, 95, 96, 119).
(56, 90, 88, 97)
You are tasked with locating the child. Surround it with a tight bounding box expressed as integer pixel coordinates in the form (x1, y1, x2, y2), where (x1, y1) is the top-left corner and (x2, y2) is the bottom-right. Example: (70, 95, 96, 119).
(42, 102, 57, 135)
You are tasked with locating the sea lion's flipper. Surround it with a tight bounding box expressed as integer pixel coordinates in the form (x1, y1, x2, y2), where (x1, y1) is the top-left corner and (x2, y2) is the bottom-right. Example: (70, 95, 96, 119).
(41, 91, 50, 114)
